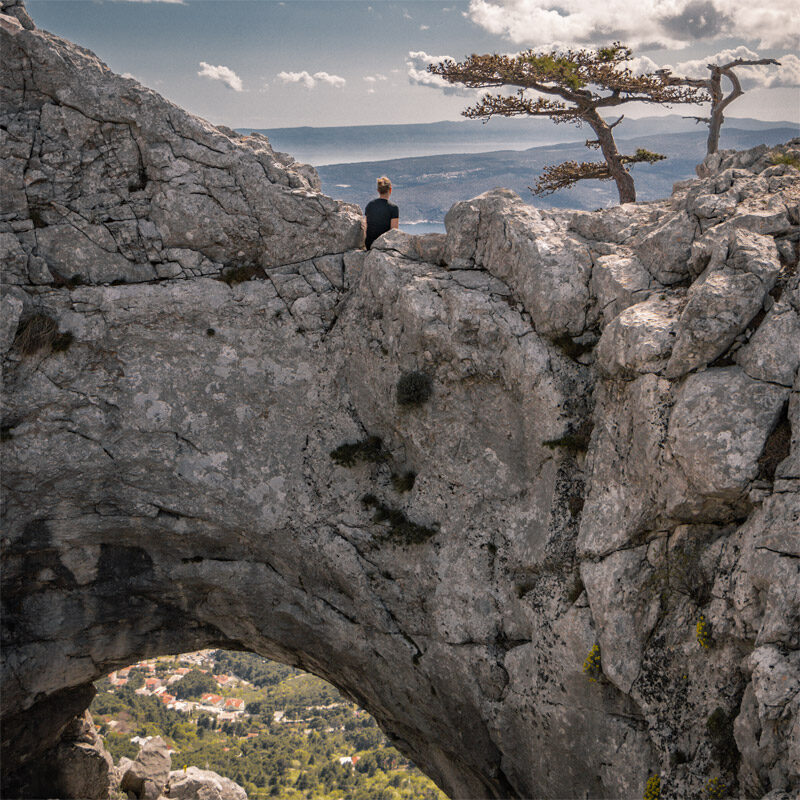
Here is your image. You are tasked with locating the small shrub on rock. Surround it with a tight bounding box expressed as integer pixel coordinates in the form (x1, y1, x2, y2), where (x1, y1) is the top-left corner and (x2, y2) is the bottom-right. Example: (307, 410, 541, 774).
(696, 615, 712, 649)
(15, 313, 72, 355)
(583, 644, 602, 682)
(330, 436, 388, 467)
(396, 371, 433, 407)
(643, 774, 661, 800)
(361, 494, 438, 544)
(391, 471, 417, 493)
(706, 708, 739, 772)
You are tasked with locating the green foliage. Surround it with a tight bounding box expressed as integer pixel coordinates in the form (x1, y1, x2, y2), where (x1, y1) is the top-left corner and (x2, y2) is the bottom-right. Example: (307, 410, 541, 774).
(696, 615, 712, 649)
(330, 436, 389, 467)
(126, 669, 146, 690)
(522, 53, 585, 89)
(643, 774, 661, 800)
(706, 708, 739, 772)
(361, 494, 439, 544)
(583, 644, 602, 682)
(396, 371, 433, 407)
(92, 650, 448, 800)
(171, 669, 219, 699)
(212, 651, 299, 688)
(770, 152, 800, 169)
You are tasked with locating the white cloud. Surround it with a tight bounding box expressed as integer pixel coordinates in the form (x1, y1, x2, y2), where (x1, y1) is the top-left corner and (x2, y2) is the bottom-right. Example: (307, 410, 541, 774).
(277, 70, 346, 89)
(467, 0, 800, 51)
(420, 24, 430, 30)
(622, 55, 662, 76)
(403, 9, 413, 20)
(671, 48, 800, 88)
(406, 51, 479, 96)
(198, 62, 243, 92)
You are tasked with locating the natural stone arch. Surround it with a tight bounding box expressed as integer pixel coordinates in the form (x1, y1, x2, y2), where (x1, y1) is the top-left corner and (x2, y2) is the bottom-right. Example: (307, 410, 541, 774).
(1, 258, 613, 800)
(3, 4, 799, 798)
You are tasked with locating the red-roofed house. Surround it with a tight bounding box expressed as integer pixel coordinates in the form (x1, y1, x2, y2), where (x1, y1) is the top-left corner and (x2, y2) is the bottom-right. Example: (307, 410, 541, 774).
(200, 693, 223, 707)
(145, 678, 162, 690)
(224, 698, 244, 710)
(160, 694, 175, 705)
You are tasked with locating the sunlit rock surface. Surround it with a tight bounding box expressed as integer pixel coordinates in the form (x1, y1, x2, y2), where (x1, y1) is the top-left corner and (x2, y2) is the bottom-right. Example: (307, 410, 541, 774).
(2, 3, 799, 798)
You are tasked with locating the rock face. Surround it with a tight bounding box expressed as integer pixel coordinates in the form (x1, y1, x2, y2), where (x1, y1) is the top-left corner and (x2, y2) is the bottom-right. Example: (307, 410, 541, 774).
(167, 766, 248, 800)
(1, 4, 799, 799)
(119, 737, 171, 800)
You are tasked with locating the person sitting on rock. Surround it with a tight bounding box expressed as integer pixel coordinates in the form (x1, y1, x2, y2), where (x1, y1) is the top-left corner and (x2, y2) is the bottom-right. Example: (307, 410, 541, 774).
(364, 176, 399, 249)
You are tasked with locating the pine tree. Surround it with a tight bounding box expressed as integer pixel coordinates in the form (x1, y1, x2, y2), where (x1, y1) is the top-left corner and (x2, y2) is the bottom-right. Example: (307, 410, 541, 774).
(429, 44, 707, 203)
(658, 58, 781, 155)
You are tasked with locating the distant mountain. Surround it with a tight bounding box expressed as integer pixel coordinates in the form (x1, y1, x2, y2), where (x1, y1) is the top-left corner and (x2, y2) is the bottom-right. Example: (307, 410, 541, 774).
(239, 116, 797, 167)
(315, 125, 800, 223)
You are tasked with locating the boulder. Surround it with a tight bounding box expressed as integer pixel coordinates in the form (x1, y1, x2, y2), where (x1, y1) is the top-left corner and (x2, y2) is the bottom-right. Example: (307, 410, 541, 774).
(167, 766, 248, 800)
(119, 737, 171, 800)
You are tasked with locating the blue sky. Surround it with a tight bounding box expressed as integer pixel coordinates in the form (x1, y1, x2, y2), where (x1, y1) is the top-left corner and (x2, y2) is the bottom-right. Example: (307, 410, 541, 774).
(25, 0, 800, 129)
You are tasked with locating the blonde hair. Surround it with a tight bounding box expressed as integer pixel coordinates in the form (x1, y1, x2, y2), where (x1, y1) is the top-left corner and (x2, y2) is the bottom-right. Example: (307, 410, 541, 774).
(377, 176, 392, 195)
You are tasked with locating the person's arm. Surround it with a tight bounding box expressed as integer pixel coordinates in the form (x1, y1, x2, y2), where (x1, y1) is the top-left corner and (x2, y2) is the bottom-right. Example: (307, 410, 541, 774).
(390, 218, 399, 230)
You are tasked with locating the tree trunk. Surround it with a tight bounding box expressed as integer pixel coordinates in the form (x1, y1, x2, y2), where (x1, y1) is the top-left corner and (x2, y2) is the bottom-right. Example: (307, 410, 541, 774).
(585, 110, 636, 204)
(706, 70, 724, 155)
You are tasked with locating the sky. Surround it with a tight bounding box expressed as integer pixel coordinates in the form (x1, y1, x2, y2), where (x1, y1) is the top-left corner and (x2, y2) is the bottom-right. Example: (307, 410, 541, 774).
(24, 0, 800, 129)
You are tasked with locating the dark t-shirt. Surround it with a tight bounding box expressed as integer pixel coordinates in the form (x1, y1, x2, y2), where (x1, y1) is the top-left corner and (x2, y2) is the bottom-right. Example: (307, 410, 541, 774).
(364, 198, 399, 249)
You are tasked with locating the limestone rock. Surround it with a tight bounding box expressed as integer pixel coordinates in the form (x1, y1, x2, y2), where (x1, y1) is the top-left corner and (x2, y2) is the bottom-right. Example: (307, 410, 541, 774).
(595, 294, 683, 377)
(1, 7, 799, 799)
(119, 737, 171, 800)
(736, 278, 800, 387)
(591, 252, 654, 325)
(167, 767, 248, 800)
(633, 210, 697, 285)
(667, 367, 788, 504)
(0, 10, 362, 288)
(445, 189, 594, 337)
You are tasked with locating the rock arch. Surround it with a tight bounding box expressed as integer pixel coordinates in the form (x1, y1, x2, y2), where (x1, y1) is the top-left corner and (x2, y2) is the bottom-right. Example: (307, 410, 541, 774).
(2, 4, 799, 798)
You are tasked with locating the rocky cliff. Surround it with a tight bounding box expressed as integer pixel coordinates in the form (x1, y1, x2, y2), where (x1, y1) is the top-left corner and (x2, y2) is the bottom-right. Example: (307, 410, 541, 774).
(1, 3, 799, 799)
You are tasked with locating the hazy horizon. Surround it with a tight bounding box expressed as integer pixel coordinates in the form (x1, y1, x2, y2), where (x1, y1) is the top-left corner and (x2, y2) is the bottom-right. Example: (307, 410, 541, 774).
(25, 0, 800, 130)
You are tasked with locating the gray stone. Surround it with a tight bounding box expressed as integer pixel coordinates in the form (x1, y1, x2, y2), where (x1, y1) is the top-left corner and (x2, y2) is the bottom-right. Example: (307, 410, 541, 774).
(737, 292, 800, 387)
(667, 367, 789, 501)
(596, 294, 683, 377)
(2, 8, 799, 799)
(633, 210, 696, 284)
(591, 253, 653, 325)
(0, 293, 23, 356)
(445, 189, 594, 336)
(120, 737, 171, 800)
(167, 767, 247, 800)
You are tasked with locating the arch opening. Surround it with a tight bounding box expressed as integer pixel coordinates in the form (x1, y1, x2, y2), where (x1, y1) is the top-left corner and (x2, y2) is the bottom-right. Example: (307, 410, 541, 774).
(89, 648, 448, 800)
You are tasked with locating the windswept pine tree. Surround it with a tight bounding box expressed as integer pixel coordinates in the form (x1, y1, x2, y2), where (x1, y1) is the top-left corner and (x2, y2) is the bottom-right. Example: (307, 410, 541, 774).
(429, 44, 707, 204)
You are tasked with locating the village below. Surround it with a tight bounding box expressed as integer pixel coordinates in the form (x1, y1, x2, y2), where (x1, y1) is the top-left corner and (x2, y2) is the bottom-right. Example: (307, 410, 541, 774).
(91, 651, 447, 800)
